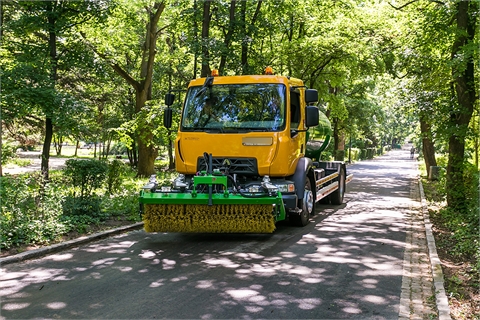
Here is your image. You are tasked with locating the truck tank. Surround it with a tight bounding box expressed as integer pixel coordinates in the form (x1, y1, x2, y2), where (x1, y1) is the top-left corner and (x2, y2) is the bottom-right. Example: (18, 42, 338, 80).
(305, 110, 332, 161)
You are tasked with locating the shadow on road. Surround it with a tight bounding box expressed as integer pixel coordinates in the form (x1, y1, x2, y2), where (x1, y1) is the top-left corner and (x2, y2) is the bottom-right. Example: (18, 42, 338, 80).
(1, 148, 425, 319)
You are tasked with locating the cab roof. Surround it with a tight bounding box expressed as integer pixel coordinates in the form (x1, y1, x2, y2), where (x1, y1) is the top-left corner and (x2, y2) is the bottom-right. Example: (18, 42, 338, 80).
(188, 74, 305, 88)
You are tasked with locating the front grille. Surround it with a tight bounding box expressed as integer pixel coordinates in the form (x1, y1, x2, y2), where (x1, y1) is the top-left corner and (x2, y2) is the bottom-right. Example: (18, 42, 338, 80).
(197, 157, 258, 176)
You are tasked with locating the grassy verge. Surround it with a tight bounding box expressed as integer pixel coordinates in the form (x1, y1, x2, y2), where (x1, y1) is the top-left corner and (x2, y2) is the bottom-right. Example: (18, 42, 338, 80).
(420, 166, 479, 319)
(0, 157, 175, 256)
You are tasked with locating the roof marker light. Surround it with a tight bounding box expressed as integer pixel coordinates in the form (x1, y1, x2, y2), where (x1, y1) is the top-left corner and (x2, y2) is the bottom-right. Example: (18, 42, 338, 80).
(265, 66, 273, 75)
(211, 69, 219, 77)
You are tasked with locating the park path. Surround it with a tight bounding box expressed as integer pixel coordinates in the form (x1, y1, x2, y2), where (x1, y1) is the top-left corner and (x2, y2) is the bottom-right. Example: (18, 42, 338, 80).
(3, 151, 67, 175)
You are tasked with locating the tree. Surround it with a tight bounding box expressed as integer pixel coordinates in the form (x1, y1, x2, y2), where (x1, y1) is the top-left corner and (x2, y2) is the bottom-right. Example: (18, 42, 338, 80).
(2, 0, 110, 179)
(83, 1, 167, 177)
(391, 0, 478, 210)
(446, 1, 477, 209)
(200, 0, 211, 77)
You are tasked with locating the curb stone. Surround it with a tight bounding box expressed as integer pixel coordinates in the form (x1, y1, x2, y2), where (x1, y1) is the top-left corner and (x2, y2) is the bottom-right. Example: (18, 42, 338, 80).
(418, 179, 452, 320)
(0, 222, 144, 266)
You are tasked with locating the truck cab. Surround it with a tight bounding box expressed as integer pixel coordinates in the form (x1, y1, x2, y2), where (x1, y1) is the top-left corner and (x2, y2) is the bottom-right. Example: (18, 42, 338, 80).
(158, 68, 350, 228)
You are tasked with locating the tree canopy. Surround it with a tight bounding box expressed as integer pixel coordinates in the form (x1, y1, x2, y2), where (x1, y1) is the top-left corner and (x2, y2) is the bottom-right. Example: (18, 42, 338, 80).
(1, 0, 478, 211)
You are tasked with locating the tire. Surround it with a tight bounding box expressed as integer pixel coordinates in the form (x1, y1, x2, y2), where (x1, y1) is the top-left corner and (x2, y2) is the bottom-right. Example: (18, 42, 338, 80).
(290, 176, 314, 227)
(318, 196, 330, 204)
(330, 167, 345, 205)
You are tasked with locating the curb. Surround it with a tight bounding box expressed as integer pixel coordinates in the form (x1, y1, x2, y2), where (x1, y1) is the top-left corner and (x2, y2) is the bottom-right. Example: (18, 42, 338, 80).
(418, 179, 452, 320)
(0, 222, 144, 266)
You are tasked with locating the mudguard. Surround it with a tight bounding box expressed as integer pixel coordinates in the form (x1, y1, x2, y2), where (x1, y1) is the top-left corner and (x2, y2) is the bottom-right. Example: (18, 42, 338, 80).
(291, 158, 315, 207)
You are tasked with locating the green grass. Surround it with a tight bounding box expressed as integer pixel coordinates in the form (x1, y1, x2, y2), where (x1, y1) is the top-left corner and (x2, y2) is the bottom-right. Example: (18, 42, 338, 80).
(0, 162, 144, 250)
(50, 145, 97, 158)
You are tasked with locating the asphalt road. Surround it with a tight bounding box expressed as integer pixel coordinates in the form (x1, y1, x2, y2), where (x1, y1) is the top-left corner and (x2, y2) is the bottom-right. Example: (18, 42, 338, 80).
(1, 149, 421, 319)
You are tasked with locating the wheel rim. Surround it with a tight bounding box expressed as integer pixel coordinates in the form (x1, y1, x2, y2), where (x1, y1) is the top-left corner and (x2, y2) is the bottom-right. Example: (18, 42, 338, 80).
(339, 176, 345, 195)
(304, 189, 313, 215)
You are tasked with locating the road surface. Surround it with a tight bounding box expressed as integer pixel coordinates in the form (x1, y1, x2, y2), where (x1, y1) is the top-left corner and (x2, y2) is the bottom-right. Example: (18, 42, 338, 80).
(0, 149, 439, 319)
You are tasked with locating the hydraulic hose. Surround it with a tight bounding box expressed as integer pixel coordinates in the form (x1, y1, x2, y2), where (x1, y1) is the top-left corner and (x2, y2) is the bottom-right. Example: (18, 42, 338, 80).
(225, 174, 271, 198)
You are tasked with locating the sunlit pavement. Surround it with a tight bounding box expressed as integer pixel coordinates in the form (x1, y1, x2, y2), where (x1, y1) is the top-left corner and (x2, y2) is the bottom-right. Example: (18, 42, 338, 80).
(3, 151, 67, 175)
(0, 148, 450, 319)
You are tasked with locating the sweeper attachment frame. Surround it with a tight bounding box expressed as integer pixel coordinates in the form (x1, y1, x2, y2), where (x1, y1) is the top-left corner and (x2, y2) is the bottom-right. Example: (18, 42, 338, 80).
(139, 153, 286, 233)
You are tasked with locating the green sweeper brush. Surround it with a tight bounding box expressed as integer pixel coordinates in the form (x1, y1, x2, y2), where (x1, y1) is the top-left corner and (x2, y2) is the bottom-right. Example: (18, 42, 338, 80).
(139, 159, 286, 233)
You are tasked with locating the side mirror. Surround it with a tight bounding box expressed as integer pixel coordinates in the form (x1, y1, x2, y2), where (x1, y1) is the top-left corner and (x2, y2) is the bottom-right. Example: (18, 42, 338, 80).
(305, 106, 319, 128)
(164, 107, 172, 129)
(305, 89, 318, 104)
(165, 93, 175, 107)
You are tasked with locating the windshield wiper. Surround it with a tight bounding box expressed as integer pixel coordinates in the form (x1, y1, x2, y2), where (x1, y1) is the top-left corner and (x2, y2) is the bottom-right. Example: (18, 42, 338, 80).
(237, 127, 269, 132)
(204, 128, 225, 133)
(194, 76, 214, 98)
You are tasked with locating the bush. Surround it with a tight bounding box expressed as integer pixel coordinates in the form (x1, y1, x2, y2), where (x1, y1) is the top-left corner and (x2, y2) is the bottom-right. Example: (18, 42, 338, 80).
(64, 159, 108, 198)
(106, 159, 128, 195)
(62, 159, 109, 218)
(62, 195, 103, 218)
(109, 141, 127, 155)
(425, 161, 479, 271)
(347, 148, 361, 161)
(366, 147, 376, 159)
(1, 164, 143, 250)
(0, 173, 66, 249)
(1, 141, 17, 165)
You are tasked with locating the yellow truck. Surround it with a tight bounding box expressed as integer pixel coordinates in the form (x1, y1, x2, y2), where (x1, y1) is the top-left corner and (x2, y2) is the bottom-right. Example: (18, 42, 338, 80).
(139, 68, 353, 233)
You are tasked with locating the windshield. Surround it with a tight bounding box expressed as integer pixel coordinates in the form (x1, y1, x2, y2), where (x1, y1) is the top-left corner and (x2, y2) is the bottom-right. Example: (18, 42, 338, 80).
(181, 83, 286, 132)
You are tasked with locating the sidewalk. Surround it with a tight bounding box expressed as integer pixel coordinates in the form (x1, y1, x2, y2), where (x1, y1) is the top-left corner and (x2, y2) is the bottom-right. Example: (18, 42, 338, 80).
(3, 151, 67, 175)
(368, 148, 451, 319)
(399, 174, 450, 319)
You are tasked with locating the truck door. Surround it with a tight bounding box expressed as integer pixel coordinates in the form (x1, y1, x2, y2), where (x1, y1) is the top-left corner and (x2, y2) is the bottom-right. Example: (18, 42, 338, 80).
(289, 89, 305, 158)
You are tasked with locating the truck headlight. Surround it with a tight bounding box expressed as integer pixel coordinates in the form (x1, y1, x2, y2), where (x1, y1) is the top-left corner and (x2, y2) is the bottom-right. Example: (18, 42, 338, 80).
(248, 185, 262, 193)
(275, 183, 295, 193)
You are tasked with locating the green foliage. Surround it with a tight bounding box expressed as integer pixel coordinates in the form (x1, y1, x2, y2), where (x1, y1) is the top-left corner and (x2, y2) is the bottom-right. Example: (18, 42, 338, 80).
(62, 159, 109, 220)
(6, 158, 32, 168)
(1, 167, 142, 249)
(101, 192, 140, 221)
(424, 162, 480, 271)
(348, 148, 361, 161)
(1, 142, 17, 165)
(0, 173, 66, 249)
(64, 159, 109, 198)
(109, 142, 128, 155)
(106, 159, 129, 195)
(62, 196, 104, 219)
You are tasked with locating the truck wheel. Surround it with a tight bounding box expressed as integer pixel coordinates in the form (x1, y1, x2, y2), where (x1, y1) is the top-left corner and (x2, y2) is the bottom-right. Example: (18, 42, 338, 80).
(291, 177, 313, 227)
(330, 167, 345, 205)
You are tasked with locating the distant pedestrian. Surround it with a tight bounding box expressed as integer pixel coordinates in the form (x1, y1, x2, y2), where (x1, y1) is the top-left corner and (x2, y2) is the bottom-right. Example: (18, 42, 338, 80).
(410, 147, 415, 159)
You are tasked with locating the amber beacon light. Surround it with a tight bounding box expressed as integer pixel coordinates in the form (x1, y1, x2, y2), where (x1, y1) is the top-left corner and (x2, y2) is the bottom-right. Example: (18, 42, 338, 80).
(265, 66, 273, 75)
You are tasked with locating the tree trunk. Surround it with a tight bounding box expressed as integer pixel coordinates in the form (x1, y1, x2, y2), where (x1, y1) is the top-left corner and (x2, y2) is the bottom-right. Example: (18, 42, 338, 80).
(240, 1, 247, 74)
(334, 128, 345, 161)
(446, 1, 477, 210)
(0, 106, 3, 177)
(41, 5, 58, 180)
(419, 116, 437, 174)
(167, 131, 174, 170)
(193, 0, 198, 79)
(54, 135, 63, 155)
(136, 90, 157, 176)
(218, 0, 235, 75)
(200, 0, 211, 77)
(0, 0, 4, 176)
(41, 118, 53, 180)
